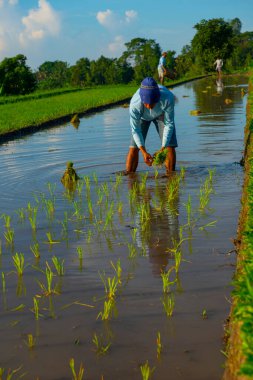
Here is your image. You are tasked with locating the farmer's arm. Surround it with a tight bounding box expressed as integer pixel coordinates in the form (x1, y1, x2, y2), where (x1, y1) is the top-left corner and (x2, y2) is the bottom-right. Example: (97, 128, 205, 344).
(129, 106, 153, 166)
(161, 95, 175, 148)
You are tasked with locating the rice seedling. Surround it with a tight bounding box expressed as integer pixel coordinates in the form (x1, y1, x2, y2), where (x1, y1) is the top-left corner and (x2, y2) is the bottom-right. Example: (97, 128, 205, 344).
(97, 299, 116, 321)
(92, 333, 111, 355)
(4, 228, 14, 246)
(73, 201, 83, 220)
(166, 175, 180, 204)
(0, 239, 2, 255)
(199, 220, 217, 231)
(0, 365, 23, 380)
(110, 259, 122, 285)
(128, 243, 137, 259)
(86, 229, 92, 244)
(76, 179, 84, 196)
(131, 227, 138, 242)
(84, 175, 91, 197)
(162, 293, 175, 317)
(101, 182, 109, 198)
(52, 256, 65, 276)
(28, 206, 38, 231)
(103, 202, 114, 230)
(152, 148, 168, 167)
(16, 208, 26, 222)
(156, 331, 163, 359)
(1, 213, 11, 229)
(161, 267, 176, 293)
(87, 198, 93, 218)
(76, 246, 84, 269)
(69, 358, 84, 380)
(117, 201, 123, 215)
(198, 173, 215, 212)
(37, 262, 58, 296)
(33, 297, 40, 320)
(139, 172, 149, 192)
(30, 242, 40, 259)
(12, 252, 25, 276)
(25, 333, 36, 350)
(202, 309, 208, 319)
(154, 168, 159, 179)
(43, 199, 55, 220)
(46, 232, 60, 244)
(180, 166, 186, 179)
(184, 194, 193, 227)
(114, 173, 123, 192)
(96, 188, 104, 206)
(174, 250, 182, 275)
(137, 201, 151, 225)
(93, 172, 98, 185)
(2, 272, 6, 294)
(61, 211, 69, 233)
(99, 272, 118, 300)
(140, 360, 155, 380)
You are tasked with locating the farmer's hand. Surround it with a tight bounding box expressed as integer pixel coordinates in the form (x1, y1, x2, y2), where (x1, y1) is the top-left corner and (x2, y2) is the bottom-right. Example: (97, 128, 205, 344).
(140, 146, 153, 166)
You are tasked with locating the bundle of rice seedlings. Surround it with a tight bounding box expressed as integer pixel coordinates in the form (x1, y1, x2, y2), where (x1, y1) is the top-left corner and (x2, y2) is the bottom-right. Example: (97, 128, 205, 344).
(152, 149, 168, 167)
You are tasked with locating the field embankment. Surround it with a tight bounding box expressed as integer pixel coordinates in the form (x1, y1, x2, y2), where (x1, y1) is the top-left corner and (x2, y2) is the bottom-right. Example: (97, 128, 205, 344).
(223, 70, 253, 380)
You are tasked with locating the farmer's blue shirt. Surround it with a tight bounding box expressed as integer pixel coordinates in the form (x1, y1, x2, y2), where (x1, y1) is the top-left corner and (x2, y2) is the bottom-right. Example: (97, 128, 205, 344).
(129, 85, 175, 148)
(158, 56, 166, 69)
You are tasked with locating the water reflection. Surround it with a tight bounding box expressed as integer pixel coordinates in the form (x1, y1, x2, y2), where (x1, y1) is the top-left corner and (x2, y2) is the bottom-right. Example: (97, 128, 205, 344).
(126, 173, 180, 276)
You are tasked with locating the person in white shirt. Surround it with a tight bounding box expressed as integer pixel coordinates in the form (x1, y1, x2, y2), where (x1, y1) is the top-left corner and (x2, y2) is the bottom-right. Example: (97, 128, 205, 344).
(214, 58, 223, 78)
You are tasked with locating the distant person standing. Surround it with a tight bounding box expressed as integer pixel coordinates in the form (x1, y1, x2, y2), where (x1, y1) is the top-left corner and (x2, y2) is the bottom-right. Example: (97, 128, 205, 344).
(214, 58, 223, 78)
(158, 52, 167, 85)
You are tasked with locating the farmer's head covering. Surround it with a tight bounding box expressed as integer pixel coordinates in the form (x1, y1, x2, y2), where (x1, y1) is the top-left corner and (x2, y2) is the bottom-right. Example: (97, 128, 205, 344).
(139, 77, 160, 104)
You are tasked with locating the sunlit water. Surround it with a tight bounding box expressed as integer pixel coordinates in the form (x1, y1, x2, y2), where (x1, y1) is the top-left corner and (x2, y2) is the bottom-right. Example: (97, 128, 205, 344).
(0, 75, 248, 380)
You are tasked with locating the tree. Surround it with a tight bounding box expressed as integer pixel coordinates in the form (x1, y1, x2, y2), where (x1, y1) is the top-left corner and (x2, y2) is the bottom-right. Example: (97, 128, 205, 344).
(70, 58, 91, 86)
(191, 18, 235, 71)
(0, 54, 37, 95)
(37, 60, 70, 89)
(120, 38, 161, 82)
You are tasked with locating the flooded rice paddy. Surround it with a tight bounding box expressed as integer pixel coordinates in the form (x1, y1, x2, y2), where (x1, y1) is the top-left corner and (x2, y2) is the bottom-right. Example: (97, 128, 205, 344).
(0, 75, 249, 380)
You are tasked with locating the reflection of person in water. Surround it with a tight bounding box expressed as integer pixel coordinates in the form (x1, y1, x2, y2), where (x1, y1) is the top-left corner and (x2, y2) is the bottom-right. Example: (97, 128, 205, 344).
(216, 78, 224, 95)
(127, 175, 180, 276)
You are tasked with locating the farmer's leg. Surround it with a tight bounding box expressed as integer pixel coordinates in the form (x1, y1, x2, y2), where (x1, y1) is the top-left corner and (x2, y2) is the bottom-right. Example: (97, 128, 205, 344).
(154, 116, 178, 173)
(126, 148, 139, 172)
(125, 120, 150, 173)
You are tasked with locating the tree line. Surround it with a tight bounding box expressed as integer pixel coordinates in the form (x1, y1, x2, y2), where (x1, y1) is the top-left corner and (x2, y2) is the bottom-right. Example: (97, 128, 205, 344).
(0, 17, 252, 96)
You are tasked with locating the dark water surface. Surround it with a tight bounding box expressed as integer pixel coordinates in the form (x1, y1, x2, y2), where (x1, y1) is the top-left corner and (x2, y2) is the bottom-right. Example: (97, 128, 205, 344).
(0, 75, 248, 380)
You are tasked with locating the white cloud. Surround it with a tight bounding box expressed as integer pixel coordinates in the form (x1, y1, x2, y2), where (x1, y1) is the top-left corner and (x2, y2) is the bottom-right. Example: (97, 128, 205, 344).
(96, 9, 116, 28)
(19, 0, 61, 45)
(108, 35, 125, 53)
(125, 10, 137, 23)
(8, 0, 18, 5)
(0, 0, 4, 7)
(96, 9, 138, 29)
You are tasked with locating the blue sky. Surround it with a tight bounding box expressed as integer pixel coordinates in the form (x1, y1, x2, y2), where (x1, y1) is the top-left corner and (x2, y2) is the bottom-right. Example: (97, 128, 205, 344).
(0, 0, 253, 70)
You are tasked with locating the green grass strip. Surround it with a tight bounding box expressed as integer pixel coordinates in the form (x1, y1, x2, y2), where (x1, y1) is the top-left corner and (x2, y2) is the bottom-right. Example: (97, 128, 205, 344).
(231, 69, 253, 376)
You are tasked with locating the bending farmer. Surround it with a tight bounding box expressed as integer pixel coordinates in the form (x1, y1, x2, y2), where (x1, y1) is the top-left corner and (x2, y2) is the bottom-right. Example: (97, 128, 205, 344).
(214, 57, 223, 78)
(125, 77, 177, 174)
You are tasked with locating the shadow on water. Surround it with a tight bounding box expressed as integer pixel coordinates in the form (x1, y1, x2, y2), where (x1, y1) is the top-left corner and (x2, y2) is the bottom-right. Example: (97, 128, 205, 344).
(0, 75, 248, 380)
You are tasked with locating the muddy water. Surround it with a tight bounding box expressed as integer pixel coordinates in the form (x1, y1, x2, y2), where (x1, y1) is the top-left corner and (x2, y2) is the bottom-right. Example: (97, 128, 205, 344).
(0, 75, 248, 380)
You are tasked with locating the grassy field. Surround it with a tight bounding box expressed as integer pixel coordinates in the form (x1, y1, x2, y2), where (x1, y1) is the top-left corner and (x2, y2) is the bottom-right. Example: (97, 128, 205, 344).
(0, 75, 208, 137)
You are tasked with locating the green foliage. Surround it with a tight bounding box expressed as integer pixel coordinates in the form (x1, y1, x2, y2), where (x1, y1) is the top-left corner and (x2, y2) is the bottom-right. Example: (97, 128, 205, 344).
(191, 18, 235, 71)
(0, 54, 37, 95)
(120, 38, 161, 82)
(37, 60, 70, 89)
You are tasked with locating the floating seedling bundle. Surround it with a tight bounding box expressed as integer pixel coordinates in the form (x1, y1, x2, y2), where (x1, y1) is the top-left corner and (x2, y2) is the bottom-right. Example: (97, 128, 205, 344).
(61, 162, 80, 189)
